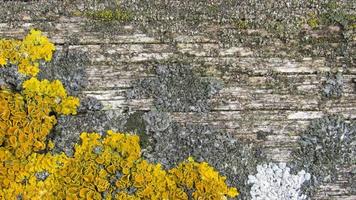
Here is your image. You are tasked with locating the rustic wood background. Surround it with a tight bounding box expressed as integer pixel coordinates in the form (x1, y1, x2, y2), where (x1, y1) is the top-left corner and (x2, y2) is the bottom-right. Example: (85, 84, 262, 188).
(0, 1, 355, 199)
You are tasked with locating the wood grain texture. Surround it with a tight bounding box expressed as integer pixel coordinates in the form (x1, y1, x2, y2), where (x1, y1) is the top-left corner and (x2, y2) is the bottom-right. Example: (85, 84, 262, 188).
(0, 2, 355, 199)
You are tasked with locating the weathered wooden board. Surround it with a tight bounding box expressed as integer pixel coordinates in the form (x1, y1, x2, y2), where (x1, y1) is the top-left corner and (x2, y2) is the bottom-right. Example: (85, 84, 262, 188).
(0, 1, 355, 199)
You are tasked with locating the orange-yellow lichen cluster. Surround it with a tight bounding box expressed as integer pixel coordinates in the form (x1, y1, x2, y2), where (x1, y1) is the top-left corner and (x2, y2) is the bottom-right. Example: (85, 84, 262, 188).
(0, 77, 79, 159)
(0, 30, 239, 199)
(170, 157, 239, 199)
(1, 129, 239, 199)
(57, 131, 188, 199)
(0, 78, 80, 199)
(22, 77, 80, 115)
(0, 29, 55, 76)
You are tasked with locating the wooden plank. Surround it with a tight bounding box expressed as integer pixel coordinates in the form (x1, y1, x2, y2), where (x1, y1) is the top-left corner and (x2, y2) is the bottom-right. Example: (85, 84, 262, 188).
(1, 5, 355, 199)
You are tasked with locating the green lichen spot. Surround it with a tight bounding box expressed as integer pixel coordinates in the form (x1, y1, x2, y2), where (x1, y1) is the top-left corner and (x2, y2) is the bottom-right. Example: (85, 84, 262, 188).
(307, 13, 320, 29)
(234, 19, 249, 30)
(84, 8, 132, 22)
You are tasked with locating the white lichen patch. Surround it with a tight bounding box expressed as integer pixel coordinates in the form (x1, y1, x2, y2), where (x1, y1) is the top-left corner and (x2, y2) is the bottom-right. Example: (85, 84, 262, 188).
(248, 163, 310, 200)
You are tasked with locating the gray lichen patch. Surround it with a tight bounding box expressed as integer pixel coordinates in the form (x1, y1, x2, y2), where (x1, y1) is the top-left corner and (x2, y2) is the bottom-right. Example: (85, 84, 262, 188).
(321, 71, 343, 98)
(128, 63, 223, 112)
(92, 145, 103, 155)
(78, 96, 104, 113)
(35, 171, 50, 181)
(0, 1, 64, 23)
(0, 64, 27, 91)
(124, 111, 147, 134)
(140, 111, 266, 200)
(37, 47, 104, 113)
(38, 48, 90, 96)
(50, 110, 127, 157)
(123, 111, 151, 149)
(143, 111, 171, 132)
(123, 111, 172, 151)
(291, 115, 356, 195)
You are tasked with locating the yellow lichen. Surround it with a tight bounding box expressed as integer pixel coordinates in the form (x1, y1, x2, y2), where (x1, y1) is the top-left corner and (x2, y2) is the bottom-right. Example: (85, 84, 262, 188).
(1, 129, 239, 199)
(22, 77, 79, 115)
(0, 77, 79, 159)
(170, 157, 239, 199)
(0, 29, 55, 76)
(0, 30, 239, 199)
